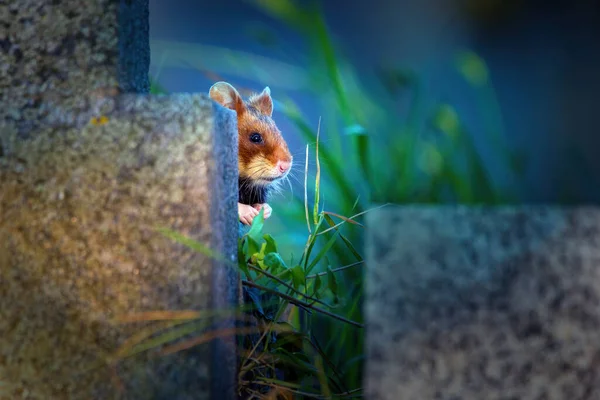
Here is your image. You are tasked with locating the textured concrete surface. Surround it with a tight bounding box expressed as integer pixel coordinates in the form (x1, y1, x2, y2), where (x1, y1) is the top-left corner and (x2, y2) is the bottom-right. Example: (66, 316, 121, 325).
(1, 1, 241, 398)
(209, 98, 240, 400)
(365, 205, 600, 400)
(0, 93, 239, 399)
(0, 0, 149, 139)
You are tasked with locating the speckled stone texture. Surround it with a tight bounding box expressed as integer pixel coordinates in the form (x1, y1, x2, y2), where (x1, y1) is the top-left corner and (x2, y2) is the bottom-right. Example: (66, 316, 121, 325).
(0, 0, 149, 139)
(1, 0, 240, 398)
(0, 92, 239, 399)
(365, 205, 600, 400)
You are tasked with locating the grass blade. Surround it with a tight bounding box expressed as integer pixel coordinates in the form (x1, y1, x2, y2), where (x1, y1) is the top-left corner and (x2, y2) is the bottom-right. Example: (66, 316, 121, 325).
(313, 117, 322, 225)
(304, 144, 311, 233)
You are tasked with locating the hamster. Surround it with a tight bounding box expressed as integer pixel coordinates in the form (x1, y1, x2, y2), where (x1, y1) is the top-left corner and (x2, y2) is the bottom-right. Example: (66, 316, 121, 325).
(209, 81, 293, 226)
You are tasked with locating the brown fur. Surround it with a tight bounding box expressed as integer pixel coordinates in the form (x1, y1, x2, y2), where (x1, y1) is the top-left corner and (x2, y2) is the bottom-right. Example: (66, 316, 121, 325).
(209, 82, 292, 185)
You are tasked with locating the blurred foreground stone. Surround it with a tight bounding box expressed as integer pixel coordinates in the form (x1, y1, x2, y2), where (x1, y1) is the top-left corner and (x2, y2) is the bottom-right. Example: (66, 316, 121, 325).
(0, 1, 239, 399)
(365, 205, 600, 400)
(0, 94, 239, 400)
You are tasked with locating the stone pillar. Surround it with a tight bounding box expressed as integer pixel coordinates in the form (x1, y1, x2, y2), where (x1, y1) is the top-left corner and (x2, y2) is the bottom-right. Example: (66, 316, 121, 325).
(0, 1, 239, 399)
(365, 205, 600, 400)
(1, 0, 149, 138)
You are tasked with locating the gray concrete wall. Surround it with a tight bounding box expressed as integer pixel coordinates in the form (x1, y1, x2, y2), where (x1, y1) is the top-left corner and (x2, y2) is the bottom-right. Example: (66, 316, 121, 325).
(0, 1, 239, 399)
(365, 205, 600, 399)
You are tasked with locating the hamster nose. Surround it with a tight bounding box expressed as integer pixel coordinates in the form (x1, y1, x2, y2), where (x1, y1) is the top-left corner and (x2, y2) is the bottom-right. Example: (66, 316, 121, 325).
(277, 160, 291, 174)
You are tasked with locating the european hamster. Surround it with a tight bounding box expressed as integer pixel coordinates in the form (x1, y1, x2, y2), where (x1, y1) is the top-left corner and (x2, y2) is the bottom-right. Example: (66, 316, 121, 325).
(209, 81, 293, 226)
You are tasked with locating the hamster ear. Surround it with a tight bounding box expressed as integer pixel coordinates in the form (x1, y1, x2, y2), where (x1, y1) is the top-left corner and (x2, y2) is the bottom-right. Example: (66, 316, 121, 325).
(209, 82, 246, 115)
(252, 86, 273, 117)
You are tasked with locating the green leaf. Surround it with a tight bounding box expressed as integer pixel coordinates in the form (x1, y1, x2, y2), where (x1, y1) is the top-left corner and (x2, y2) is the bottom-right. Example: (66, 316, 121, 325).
(247, 207, 265, 243)
(301, 217, 324, 268)
(290, 265, 305, 289)
(257, 242, 267, 260)
(313, 126, 322, 226)
(263, 234, 278, 254)
(306, 230, 338, 274)
(314, 274, 322, 295)
(338, 232, 362, 262)
(351, 196, 360, 212)
(263, 252, 288, 274)
(312, 8, 353, 125)
(245, 236, 261, 259)
(323, 214, 363, 261)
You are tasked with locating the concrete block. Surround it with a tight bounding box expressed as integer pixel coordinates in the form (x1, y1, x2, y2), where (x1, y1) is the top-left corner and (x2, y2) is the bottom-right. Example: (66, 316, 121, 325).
(2, 1, 240, 397)
(365, 205, 600, 400)
(0, 93, 239, 399)
(0, 0, 149, 138)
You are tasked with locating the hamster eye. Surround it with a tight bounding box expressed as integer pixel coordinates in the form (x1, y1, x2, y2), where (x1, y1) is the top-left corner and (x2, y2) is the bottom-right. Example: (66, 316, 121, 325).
(249, 132, 263, 144)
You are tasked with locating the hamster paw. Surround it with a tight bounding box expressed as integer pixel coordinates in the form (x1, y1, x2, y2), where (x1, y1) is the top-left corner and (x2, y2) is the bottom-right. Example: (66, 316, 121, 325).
(253, 203, 272, 219)
(238, 202, 259, 226)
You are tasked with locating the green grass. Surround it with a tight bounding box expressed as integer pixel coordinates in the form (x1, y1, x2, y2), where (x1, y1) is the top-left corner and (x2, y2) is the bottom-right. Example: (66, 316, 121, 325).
(138, 0, 533, 398)
(233, 2, 527, 397)
(109, 144, 370, 397)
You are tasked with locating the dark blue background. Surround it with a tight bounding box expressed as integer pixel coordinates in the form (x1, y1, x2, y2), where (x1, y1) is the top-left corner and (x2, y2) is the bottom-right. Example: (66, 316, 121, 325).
(149, 0, 600, 204)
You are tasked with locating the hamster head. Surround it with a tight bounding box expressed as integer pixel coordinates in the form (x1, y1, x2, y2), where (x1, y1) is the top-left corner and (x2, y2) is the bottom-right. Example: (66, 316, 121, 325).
(209, 81, 293, 187)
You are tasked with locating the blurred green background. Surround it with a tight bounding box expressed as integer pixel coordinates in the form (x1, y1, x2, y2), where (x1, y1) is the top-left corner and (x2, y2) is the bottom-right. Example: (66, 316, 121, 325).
(147, 0, 600, 396)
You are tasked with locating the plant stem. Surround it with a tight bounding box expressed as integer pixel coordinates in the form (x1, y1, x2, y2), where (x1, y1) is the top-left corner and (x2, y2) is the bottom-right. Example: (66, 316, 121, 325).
(243, 281, 364, 328)
(305, 260, 364, 279)
(247, 263, 331, 307)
